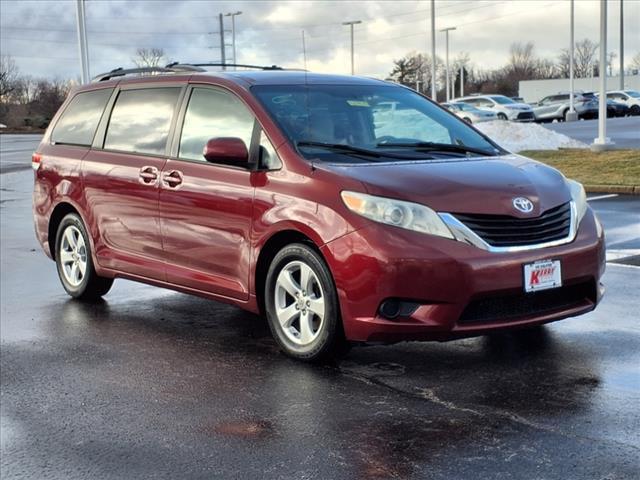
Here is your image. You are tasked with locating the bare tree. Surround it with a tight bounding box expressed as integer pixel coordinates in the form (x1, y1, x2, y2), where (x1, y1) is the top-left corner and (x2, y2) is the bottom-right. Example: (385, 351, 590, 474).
(507, 42, 538, 78)
(133, 48, 165, 68)
(631, 52, 640, 73)
(558, 39, 599, 78)
(0, 55, 19, 99)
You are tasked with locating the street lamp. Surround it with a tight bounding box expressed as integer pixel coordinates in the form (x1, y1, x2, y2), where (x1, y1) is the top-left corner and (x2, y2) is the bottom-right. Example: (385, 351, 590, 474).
(342, 20, 362, 75)
(567, 0, 578, 122)
(440, 27, 456, 101)
(225, 11, 242, 68)
(430, 0, 436, 100)
(592, 0, 613, 151)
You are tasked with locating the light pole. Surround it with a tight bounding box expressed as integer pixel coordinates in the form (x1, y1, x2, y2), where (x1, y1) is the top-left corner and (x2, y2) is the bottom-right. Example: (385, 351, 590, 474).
(75, 0, 90, 83)
(430, 0, 437, 100)
(460, 63, 464, 97)
(342, 20, 362, 75)
(619, 0, 624, 89)
(440, 27, 456, 101)
(225, 11, 242, 67)
(567, 0, 578, 121)
(592, 0, 613, 151)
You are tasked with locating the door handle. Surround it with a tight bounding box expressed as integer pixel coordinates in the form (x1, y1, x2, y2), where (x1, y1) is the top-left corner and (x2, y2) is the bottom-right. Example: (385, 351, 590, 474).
(162, 170, 183, 188)
(139, 166, 158, 184)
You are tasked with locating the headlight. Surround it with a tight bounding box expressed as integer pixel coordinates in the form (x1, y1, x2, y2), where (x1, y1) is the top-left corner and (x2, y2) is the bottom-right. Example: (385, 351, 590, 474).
(566, 179, 587, 224)
(341, 191, 454, 239)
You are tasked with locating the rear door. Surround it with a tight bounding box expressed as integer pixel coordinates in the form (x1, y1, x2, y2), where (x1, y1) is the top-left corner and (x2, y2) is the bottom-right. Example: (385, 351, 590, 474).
(83, 85, 184, 280)
(159, 85, 257, 299)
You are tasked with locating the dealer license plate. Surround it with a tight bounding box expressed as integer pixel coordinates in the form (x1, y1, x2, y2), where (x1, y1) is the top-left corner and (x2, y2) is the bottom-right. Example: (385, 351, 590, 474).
(524, 259, 562, 293)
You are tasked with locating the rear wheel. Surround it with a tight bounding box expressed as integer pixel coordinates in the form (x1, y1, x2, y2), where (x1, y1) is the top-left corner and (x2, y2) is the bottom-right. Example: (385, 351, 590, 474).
(463, 117, 472, 124)
(630, 105, 640, 116)
(265, 243, 348, 362)
(55, 213, 113, 300)
(497, 113, 508, 121)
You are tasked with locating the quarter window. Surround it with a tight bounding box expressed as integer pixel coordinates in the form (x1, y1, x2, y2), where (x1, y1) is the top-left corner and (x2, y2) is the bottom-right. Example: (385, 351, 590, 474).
(51, 88, 112, 146)
(179, 88, 255, 162)
(104, 88, 180, 156)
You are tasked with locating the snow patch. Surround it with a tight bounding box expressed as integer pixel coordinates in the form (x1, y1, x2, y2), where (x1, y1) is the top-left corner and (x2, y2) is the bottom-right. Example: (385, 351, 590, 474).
(475, 121, 588, 152)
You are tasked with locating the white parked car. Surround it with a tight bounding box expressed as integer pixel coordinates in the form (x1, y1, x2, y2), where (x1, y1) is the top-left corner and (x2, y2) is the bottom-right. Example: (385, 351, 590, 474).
(452, 94, 535, 122)
(442, 102, 497, 123)
(606, 90, 640, 116)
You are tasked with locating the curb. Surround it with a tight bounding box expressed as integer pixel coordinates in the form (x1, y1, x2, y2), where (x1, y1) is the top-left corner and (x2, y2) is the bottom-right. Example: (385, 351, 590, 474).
(584, 185, 639, 195)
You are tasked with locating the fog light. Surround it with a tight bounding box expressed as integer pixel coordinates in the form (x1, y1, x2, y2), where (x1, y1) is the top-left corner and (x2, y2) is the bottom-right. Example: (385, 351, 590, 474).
(379, 299, 420, 320)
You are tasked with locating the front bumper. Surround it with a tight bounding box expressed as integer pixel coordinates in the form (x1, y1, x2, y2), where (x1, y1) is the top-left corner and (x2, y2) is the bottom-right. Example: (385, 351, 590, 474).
(507, 110, 535, 122)
(321, 209, 605, 343)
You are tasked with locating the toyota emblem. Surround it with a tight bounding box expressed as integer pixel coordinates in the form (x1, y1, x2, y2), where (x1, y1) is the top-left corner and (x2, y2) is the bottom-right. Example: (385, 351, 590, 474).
(513, 197, 534, 213)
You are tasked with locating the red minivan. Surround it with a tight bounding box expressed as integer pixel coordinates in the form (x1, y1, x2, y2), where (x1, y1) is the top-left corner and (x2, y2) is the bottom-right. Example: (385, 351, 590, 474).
(33, 65, 605, 361)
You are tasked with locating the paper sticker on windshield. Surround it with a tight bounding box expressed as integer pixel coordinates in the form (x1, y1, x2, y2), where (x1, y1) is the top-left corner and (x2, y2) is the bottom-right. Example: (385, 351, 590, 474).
(347, 100, 370, 107)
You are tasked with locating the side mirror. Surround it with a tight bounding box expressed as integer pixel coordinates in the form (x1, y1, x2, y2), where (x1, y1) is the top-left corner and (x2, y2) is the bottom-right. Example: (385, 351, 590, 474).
(203, 137, 249, 165)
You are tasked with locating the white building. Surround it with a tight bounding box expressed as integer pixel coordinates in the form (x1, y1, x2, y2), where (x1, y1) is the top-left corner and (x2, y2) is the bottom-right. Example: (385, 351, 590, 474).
(519, 74, 640, 103)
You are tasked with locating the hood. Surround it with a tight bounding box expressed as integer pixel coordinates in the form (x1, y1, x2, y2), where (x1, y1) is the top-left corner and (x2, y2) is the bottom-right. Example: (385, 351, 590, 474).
(319, 154, 570, 217)
(505, 103, 533, 111)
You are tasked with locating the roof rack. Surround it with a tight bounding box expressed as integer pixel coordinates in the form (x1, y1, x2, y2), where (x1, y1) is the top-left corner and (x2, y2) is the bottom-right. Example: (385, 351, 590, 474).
(92, 64, 204, 82)
(92, 62, 290, 83)
(166, 62, 284, 71)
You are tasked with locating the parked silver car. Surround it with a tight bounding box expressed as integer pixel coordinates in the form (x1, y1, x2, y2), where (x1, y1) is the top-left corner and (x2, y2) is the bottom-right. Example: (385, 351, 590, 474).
(452, 95, 535, 122)
(532, 93, 598, 122)
(442, 102, 497, 123)
(606, 90, 640, 116)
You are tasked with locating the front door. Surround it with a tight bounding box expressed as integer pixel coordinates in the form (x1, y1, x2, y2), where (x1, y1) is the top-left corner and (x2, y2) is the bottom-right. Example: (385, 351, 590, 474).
(159, 86, 257, 299)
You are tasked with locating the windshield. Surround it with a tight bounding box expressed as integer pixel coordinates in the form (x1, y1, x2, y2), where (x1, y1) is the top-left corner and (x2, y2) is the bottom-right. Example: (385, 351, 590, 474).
(625, 90, 640, 98)
(453, 102, 475, 112)
(490, 95, 516, 104)
(252, 84, 501, 163)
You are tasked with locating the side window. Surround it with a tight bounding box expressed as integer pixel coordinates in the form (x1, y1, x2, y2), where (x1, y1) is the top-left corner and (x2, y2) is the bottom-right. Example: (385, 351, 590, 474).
(179, 87, 255, 162)
(51, 88, 113, 146)
(104, 87, 180, 156)
(259, 131, 282, 170)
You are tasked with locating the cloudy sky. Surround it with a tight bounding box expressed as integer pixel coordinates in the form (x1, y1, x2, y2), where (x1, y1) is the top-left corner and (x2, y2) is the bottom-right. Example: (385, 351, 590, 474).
(0, 0, 638, 81)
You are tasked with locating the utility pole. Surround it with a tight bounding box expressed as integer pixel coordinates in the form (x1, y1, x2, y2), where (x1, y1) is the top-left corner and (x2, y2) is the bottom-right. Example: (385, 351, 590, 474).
(225, 11, 242, 67)
(75, 0, 90, 83)
(619, 0, 624, 89)
(342, 20, 362, 75)
(430, 0, 436, 101)
(592, 0, 613, 151)
(301, 30, 307, 70)
(218, 13, 226, 69)
(567, 0, 578, 121)
(440, 27, 456, 101)
(460, 63, 464, 97)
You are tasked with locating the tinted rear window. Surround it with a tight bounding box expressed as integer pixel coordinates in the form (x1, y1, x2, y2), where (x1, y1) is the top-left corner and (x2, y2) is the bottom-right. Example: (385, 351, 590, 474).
(104, 88, 180, 156)
(51, 88, 112, 146)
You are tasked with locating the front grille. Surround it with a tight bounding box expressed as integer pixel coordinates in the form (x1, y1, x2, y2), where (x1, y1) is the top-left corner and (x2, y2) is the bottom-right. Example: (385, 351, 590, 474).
(517, 111, 534, 120)
(453, 202, 571, 247)
(459, 281, 596, 324)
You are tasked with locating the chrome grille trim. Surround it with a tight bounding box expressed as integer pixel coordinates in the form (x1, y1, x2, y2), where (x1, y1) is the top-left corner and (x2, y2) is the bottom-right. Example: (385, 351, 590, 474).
(438, 201, 577, 253)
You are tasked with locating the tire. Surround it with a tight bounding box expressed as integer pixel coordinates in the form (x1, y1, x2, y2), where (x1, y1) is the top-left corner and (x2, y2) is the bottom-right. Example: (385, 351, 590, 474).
(563, 109, 570, 121)
(264, 243, 348, 362)
(630, 105, 640, 116)
(497, 113, 508, 121)
(463, 117, 472, 124)
(55, 213, 113, 300)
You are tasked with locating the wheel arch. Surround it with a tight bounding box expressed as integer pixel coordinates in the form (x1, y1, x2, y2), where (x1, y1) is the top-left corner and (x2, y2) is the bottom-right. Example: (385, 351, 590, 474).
(48, 202, 81, 260)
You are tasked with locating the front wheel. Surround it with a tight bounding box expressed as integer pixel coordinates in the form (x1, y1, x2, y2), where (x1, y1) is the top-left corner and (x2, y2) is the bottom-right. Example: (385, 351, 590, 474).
(55, 213, 113, 300)
(497, 113, 508, 121)
(265, 243, 348, 362)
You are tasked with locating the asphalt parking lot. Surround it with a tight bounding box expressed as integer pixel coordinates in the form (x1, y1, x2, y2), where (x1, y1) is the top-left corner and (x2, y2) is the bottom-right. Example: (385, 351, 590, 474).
(544, 116, 640, 149)
(1, 146, 639, 479)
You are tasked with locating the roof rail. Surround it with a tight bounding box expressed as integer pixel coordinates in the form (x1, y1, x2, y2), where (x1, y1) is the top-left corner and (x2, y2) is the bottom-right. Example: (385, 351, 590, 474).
(92, 64, 204, 82)
(166, 62, 285, 71)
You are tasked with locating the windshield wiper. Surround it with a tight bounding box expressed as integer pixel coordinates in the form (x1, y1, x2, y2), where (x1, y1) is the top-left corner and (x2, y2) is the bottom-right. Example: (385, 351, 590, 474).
(376, 141, 498, 157)
(297, 141, 419, 160)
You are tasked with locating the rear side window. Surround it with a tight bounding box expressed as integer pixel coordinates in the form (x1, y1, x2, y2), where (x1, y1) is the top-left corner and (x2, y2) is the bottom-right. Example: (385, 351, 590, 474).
(104, 88, 180, 156)
(51, 88, 112, 146)
(178, 87, 255, 161)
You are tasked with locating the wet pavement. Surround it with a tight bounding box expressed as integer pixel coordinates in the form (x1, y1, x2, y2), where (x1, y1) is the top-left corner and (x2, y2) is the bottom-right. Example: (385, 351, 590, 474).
(1, 170, 639, 479)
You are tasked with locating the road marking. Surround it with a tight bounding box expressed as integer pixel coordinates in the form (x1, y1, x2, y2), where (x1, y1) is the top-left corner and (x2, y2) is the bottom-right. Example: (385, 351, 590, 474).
(606, 249, 640, 261)
(588, 194, 619, 202)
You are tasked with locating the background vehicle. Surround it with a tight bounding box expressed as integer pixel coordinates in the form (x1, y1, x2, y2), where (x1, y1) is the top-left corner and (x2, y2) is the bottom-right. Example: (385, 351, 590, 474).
(452, 94, 535, 122)
(606, 90, 640, 115)
(532, 93, 598, 122)
(442, 102, 497, 123)
(592, 92, 631, 117)
(33, 65, 604, 362)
